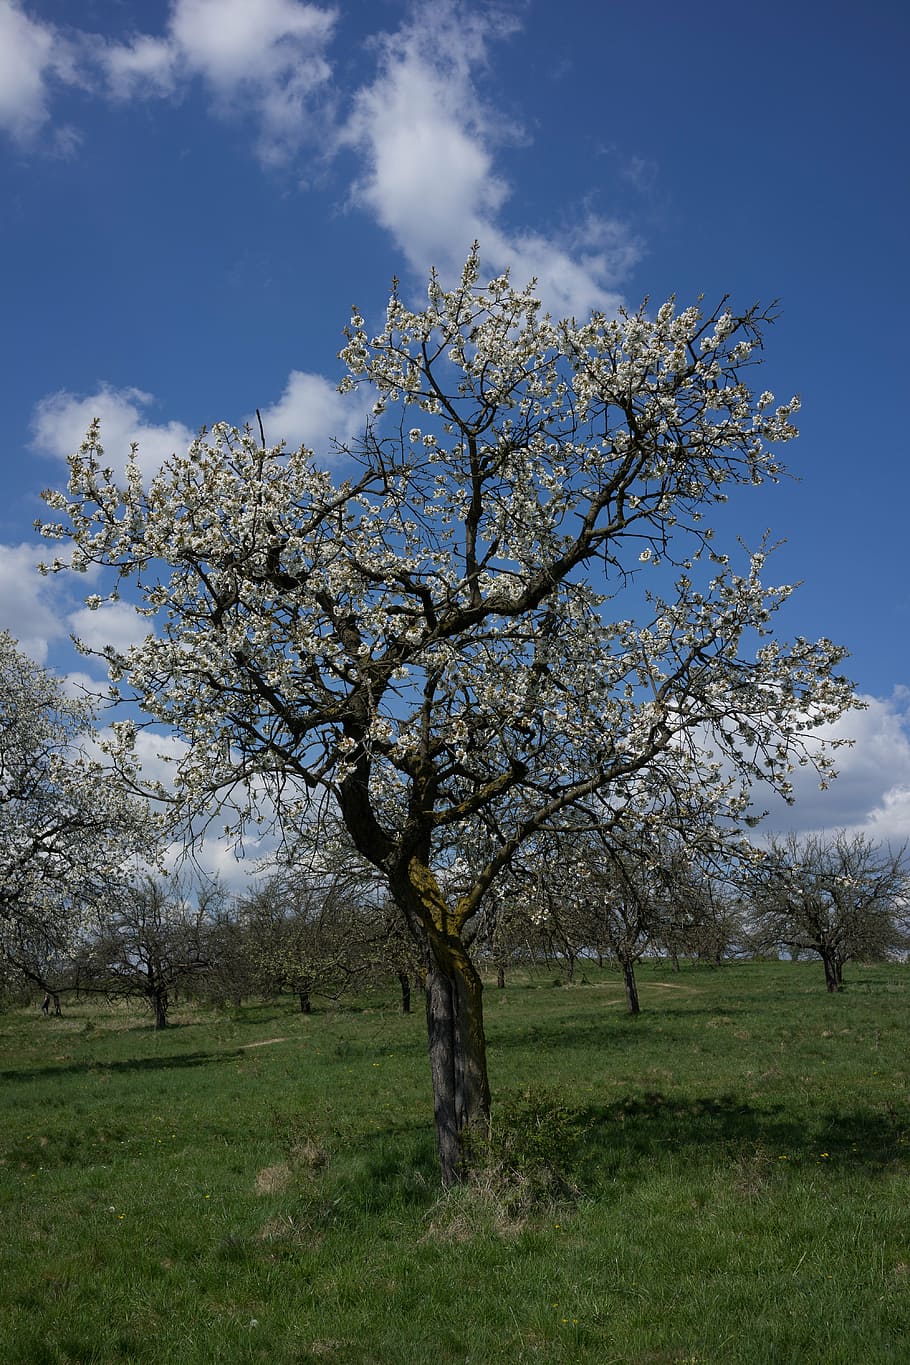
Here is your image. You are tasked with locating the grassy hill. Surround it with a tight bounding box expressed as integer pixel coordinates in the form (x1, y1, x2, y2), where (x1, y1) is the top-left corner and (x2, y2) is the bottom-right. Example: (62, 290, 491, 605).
(2, 961, 908, 1363)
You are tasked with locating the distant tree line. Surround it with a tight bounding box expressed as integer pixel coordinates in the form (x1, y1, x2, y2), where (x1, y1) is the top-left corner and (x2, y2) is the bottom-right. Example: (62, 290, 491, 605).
(4, 825, 907, 1025)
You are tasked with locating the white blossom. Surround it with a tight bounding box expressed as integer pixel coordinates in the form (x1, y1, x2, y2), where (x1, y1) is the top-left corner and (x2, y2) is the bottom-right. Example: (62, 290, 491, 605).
(0, 632, 155, 967)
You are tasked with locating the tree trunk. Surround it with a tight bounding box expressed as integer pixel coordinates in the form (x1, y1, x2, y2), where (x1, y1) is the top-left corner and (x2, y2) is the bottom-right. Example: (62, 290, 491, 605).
(821, 953, 841, 993)
(622, 957, 641, 1015)
(384, 856, 493, 1186)
(298, 984, 312, 1014)
(153, 990, 168, 1029)
(496, 963, 506, 989)
(424, 927, 491, 1187)
(397, 971, 411, 1014)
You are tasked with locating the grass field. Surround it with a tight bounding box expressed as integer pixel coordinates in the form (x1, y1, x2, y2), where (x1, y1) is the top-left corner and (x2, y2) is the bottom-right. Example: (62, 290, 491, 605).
(2, 960, 909, 1363)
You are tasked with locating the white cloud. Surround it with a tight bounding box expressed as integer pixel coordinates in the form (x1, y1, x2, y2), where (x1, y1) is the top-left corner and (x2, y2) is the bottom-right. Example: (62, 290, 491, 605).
(102, 0, 337, 165)
(257, 370, 371, 454)
(0, 0, 81, 145)
(1, 0, 336, 162)
(103, 34, 177, 100)
(127, 727, 191, 791)
(342, 2, 640, 317)
(111, 729, 277, 890)
(164, 832, 275, 892)
(68, 601, 153, 657)
(4, 2, 638, 313)
(169, 0, 333, 84)
(0, 541, 70, 661)
(32, 385, 195, 479)
(59, 670, 112, 703)
(760, 690, 910, 846)
(31, 371, 369, 473)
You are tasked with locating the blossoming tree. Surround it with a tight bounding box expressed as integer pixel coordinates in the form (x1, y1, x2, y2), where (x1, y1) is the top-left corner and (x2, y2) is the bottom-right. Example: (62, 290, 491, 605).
(0, 631, 152, 1007)
(746, 832, 909, 990)
(42, 250, 855, 1182)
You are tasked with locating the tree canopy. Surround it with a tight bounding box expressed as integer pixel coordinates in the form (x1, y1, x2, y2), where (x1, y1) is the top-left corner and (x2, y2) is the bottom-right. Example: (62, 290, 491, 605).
(0, 631, 152, 996)
(747, 831, 909, 990)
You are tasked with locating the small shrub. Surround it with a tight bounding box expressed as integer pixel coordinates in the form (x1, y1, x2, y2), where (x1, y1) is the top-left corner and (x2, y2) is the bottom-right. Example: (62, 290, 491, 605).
(468, 1088, 590, 1206)
(423, 1090, 590, 1241)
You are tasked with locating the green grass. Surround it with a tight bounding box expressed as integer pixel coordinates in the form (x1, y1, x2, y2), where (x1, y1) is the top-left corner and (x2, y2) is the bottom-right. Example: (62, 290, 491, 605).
(2, 961, 909, 1363)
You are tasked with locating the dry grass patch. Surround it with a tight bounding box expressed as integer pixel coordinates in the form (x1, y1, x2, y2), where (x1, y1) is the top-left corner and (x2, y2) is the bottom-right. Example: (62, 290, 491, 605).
(255, 1162, 293, 1195)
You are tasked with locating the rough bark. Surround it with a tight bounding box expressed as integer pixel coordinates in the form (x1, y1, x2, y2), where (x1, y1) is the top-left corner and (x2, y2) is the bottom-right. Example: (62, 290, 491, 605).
(822, 952, 843, 993)
(152, 989, 168, 1029)
(424, 926, 491, 1186)
(621, 957, 641, 1015)
(366, 848, 494, 1186)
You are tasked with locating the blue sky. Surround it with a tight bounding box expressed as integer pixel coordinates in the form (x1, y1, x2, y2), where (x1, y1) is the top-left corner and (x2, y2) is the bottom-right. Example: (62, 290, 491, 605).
(1, 0, 909, 861)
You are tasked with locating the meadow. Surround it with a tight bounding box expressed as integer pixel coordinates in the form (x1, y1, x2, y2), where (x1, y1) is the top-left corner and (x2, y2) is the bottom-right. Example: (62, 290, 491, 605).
(1, 960, 908, 1364)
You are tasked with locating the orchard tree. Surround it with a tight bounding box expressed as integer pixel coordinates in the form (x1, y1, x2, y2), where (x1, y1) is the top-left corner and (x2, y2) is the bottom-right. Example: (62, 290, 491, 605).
(572, 829, 660, 1015)
(747, 832, 909, 990)
(644, 833, 747, 968)
(41, 250, 856, 1183)
(86, 874, 218, 1028)
(237, 872, 365, 1013)
(0, 630, 152, 1009)
(269, 816, 424, 1009)
(530, 814, 741, 1008)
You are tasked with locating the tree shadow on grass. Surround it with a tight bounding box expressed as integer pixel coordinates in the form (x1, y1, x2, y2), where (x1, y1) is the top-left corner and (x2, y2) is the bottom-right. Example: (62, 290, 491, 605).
(0, 1048, 241, 1083)
(578, 1090, 910, 1180)
(290, 1090, 909, 1231)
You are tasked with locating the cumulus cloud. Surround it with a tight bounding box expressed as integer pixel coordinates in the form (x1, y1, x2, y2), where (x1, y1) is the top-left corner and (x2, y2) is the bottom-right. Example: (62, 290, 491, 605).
(342, 2, 640, 316)
(59, 670, 113, 703)
(31, 369, 370, 475)
(103, 34, 177, 100)
(0, 541, 71, 661)
(0, 0, 82, 146)
(163, 832, 276, 892)
(4, 3, 638, 313)
(760, 690, 910, 846)
(32, 385, 195, 479)
(68, 601, 153, 658)
(2, 0, 336, 163)
(102, 728, 279, 890)
(256, 370, 372, 454)
(101, 0, 337, 165)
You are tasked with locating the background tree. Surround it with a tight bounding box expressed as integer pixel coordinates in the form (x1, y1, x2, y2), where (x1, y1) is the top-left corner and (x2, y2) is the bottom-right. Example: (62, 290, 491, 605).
(576, 830, 659, 1015)
(530, 817, 738, 1010)
(0, 631, 152, 1013)
(43, 252, 856, 1183)
(746, 832, 909, 991)
(471, 882, 535, 990)
(86, 875, 219, 1027)
(650, 838, 747, 969)
(196, 897, 257, 1008)
(269, 817, 424, 1010)
(237, 871, 365, 1013)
